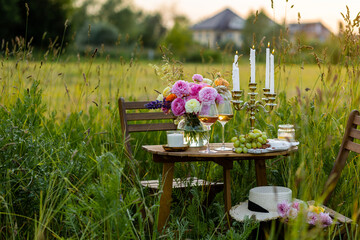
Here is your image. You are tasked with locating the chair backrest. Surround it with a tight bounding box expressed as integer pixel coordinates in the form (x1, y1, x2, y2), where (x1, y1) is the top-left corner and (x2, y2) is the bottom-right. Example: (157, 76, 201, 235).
(322, 109, 360, 204)
(118, 97, 177, 158)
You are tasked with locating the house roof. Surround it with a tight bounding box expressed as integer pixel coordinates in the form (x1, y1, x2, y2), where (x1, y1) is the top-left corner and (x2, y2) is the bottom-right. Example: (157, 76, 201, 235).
(191, 8, 245, 31)
(288, 22, 332, 34)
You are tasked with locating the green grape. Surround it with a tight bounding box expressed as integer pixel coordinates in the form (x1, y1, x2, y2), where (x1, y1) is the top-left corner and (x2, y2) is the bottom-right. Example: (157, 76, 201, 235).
(251, 142, 257, 148)
(243, 147, 248, 153)
(234, 140, 240, 148)
(253, 129, 261, 134)
(246, 143, 252, 149)
(257, 142, 262, 148)
(231, 137, 238, 143)
(240, 144, 245, 148)
(262, 135, 267, 141)
(240, 137, 246, 143)
(239, 134, 245, 138)
(257, 137, 263, 143)
(235, 147, 243, 153)
(249, 133, 255, 139)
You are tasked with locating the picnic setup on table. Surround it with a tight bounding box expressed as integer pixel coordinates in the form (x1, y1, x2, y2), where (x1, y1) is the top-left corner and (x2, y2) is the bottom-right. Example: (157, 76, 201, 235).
(118, 45, 359, 236)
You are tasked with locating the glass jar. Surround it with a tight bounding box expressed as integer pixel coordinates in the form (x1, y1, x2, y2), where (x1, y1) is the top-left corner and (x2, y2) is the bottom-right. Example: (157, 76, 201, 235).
(278, 124, 295, 142)
(177, 114, 208, 147)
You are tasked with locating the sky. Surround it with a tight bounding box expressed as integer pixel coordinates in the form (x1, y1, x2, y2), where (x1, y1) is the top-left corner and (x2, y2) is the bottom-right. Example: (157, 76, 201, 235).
(133, 0, 360, 33)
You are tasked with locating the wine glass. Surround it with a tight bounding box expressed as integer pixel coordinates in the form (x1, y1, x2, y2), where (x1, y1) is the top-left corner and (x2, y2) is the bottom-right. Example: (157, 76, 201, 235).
(198, 101, 219, 153)
(215, 100, 234, 151)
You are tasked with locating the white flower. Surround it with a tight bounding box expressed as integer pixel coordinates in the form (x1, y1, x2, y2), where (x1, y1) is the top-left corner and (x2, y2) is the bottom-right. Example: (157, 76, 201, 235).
(287, 207, 299, 219)
(185, 99, 201, 114)
(162, 86, 172, 97)
(156, 94, 164, 101)
(203, 78, 213, 85)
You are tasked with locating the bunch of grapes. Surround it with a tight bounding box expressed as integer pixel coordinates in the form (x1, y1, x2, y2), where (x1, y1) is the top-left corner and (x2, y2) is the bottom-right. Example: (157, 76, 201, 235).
(231, 129, 270, 153)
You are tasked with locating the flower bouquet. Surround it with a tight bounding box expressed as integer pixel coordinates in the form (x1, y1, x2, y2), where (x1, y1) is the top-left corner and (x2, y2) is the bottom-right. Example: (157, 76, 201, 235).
(146, 74, 231, 147)
(277, 200, 333, 228)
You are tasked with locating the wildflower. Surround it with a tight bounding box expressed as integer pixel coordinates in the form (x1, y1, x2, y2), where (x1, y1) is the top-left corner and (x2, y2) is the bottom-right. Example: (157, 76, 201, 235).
(277, 201, 291, 218)
(307, 211, 318, 225)
(319, 212, 332, 227)
(287, 207, 299, 219)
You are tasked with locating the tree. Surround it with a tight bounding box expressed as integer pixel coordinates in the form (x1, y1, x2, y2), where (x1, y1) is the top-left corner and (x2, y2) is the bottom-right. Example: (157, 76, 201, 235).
(242, 10, 283, 51)
(140, 13, 166, 48)
(162, 16, 193, 57)
(0, 0, 73, 46)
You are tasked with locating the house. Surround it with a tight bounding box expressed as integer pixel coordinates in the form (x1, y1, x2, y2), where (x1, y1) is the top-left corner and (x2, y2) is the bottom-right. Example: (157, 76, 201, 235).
(191, 8, 245, 48)
(288, 22, 332, 42)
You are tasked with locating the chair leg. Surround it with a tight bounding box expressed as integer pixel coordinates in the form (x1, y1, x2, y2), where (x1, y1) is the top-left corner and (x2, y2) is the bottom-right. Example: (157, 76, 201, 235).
(157, 162, 175, 233)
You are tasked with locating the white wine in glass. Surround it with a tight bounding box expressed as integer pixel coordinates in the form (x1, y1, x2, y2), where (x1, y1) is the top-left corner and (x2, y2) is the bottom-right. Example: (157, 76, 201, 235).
(198, 101, 218, 153)
(215, 100, 233, 151)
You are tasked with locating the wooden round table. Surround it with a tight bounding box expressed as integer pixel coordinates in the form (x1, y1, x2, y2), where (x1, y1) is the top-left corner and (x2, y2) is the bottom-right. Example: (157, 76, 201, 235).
(142, 142, 298, 231)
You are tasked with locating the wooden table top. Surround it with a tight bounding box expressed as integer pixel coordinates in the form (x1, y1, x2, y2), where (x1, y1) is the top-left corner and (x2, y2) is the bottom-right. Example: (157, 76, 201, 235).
(142, 142, 298, 160)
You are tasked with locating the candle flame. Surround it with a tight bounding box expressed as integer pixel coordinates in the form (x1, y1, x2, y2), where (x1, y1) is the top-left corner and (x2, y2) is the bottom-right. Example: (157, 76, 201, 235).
(272, 49, 275, 54)
(267, 42, 270, 47)
(236, 50, 238, 54)
(252, 45, 255, 49)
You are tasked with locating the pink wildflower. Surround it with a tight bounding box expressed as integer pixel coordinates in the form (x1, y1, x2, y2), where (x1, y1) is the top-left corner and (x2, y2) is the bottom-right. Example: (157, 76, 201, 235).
(172, 80, 190, 98)
(199, 87, 218, 103)
(287, 207, 299, 219)
(307, 212, 318, 225)
(277, 201, 291, 218)
(319, 212, 332, 227)
(171, 98, 186, 116)
(192, 74, 203, 83)
(291, 202, 300, 211)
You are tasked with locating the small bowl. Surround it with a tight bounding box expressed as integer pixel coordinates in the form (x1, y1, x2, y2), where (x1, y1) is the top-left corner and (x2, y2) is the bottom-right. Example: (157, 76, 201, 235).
(162, 144, 189, 152)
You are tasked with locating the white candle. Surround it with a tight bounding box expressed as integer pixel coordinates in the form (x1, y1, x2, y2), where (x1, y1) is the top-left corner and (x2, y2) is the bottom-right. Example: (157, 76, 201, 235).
(270, 50, 275, 94)
(265, 43, 270, 89)
(250, 46, 256, 83)
(232, 51, 240, 91)
(167, 132, 184, 147)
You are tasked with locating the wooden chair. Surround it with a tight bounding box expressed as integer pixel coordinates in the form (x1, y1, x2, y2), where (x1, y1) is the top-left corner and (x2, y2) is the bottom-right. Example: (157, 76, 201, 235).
(118, 97, 223, 227)
(322, 109, 360, 205)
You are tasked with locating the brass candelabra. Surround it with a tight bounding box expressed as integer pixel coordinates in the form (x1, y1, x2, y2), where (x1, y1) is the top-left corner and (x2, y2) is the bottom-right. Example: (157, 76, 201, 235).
(231, 82, 277, 131)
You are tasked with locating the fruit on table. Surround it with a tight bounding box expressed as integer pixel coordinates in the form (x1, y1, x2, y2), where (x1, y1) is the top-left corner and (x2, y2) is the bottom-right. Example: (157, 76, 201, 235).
(233, 129, 270, 153)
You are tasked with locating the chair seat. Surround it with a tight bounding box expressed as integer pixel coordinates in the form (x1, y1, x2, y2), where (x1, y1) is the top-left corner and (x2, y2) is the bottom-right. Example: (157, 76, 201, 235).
(141, 177, 224, 190)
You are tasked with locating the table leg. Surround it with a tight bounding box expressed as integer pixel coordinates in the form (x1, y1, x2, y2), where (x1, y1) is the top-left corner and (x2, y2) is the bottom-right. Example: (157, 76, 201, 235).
(222, 162, 233, 226)
(158, 162, 175, 232)
(255, 159, 268, 186)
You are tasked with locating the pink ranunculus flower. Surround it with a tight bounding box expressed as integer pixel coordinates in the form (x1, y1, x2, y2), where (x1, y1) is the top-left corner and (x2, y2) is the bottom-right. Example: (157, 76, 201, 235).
(171, 98, 186, 116)
(186, 95, 200, 102)
(192, 74, 203, 83)
(307, 212, 318, 225)
(215, 94, 224, 104)
(199, 87, 218, 103)
(277, 201, 291, 218)
(189, 83, 202, 97)
(172, 80, 190, 98)
(319, 212, 332, 227)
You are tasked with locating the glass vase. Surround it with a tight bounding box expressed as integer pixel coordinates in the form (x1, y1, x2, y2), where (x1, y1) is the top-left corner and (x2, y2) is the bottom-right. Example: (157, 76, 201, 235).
(177, 114, 208, 147)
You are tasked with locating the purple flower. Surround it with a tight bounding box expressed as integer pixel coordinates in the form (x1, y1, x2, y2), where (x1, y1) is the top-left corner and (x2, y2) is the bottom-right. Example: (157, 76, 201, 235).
(277, 201, 291, 218)
(307, 212, 318, 225)
(192, 74, 203, 83)
(189, 83, 202, 96)
(319, 212, 332, 227)
(215, 94, 224, 104)
(291, 202, 300, 211)
(172, 80, 190, 98)
(199, 87, 218, 103)
(171, 98, 186, 116)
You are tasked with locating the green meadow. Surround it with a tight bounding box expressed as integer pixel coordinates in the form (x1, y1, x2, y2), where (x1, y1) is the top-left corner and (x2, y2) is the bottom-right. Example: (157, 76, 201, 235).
(1, 20, 360, 240)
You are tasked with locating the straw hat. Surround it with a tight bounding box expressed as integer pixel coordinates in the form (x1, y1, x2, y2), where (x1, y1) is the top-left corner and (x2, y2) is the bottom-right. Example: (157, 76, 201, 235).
(230, 186, 292, 222)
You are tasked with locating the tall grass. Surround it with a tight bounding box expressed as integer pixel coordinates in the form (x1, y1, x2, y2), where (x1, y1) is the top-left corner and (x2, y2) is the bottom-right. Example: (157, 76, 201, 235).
(1, 6, 360, 240)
